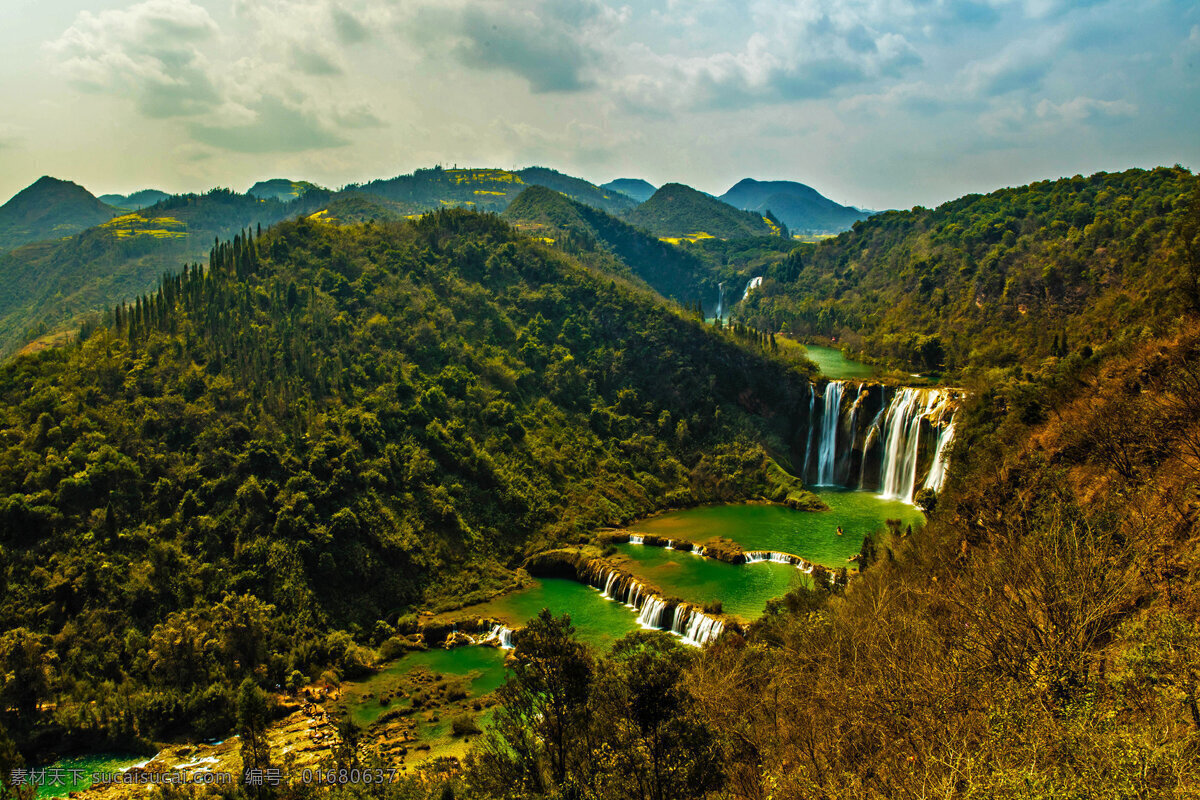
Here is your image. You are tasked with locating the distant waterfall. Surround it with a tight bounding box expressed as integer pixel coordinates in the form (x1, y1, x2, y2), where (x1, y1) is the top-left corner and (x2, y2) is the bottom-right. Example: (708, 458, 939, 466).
(804, 381, 958, 504)
(741, 276, 763, 302)
(628, 534, 644, 544)
(715, 283, 726, 319)
(816, 382, 843, 486)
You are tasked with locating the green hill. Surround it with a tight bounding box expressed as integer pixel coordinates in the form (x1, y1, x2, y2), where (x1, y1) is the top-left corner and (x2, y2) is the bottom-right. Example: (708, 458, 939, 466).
(503, 185, 712, 307)
(0, 208, 813, 749)
(720, 178, 868, 234)
(623, 183, 778, 239)
(740, 166, 1200, 372)
(98, 189, 172, 210)
(0, 176, 120, 252)
(601, 178, 657, 203)
(353, 165, 633, 215)
(247, 178, 326, 202)
(0, 188, 331, 355)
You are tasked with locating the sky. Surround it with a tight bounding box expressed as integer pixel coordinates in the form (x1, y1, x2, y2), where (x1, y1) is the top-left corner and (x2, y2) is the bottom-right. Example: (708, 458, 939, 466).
(0, 0, 1196, 210)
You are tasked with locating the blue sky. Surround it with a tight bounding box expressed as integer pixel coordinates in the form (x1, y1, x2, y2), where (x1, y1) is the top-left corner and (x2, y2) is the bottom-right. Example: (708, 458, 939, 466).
(0, 0, 1196, 209)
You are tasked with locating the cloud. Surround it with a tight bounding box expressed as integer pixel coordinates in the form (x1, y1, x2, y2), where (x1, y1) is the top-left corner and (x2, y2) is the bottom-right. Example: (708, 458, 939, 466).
(406, 0, 622, 93)
(191, 95, 349, 153)
(332, 8, 371, 44)
(48, 0, 222, 119)
(1035, 96, 1137, 123)
(290, 44, 343, 76)
(48, 0, 384, 155)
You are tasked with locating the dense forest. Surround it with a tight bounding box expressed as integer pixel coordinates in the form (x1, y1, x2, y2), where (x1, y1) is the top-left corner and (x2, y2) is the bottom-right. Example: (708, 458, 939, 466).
(740, 166, 1200, 374)
(1, 166, 1198, 800)
(0, 209, 815, 760)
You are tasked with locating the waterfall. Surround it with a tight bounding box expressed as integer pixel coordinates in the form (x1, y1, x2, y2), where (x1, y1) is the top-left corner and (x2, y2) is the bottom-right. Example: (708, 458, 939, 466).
(803, 382, 958, 499)
(741, 275, 763, 302)
(816, 382, 843, 486)
(582, 561, 725, 646)
(628, 534, 644, 545)
(802, 390, 816, 481)
(922, 420, 956, 493)
(877, 389, 953, 504)
(715, 283, 725, 319)
(637, 596, 667, 628)
(483, 624, 515, 649)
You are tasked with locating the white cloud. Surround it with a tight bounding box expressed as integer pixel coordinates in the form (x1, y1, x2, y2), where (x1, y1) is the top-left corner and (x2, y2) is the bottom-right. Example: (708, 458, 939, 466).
(49, 0, 221, 118)
(47, 0, 384, 154)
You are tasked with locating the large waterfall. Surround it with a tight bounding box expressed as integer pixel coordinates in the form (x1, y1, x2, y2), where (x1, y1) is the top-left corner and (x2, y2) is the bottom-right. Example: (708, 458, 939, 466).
(802, 381, 958, 504)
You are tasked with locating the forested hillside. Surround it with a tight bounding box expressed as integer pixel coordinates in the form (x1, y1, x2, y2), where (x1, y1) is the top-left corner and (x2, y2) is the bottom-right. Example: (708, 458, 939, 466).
(503, 185, 711, 307)
(0, 188, 331, 356)
(740, 166, 1200, 373)
(0, 209, 813, 755)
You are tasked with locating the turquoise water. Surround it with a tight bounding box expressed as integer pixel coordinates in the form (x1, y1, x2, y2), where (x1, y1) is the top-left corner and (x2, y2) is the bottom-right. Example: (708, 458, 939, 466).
(800, 344, 877, 379)
(32, 754, 146, 799)
(629, 489, 922, 567)
(614, 545, 805, 622)
(459, 577, 641, 650)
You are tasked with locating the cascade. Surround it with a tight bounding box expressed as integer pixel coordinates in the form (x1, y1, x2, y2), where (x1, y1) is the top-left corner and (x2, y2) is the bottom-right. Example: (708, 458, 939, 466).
(637, 596, 667, 628)
(922, 420, 956, 493)
(581, 562, 724, 646)
(715, 283, 725, 319)
(741, 275, 763, 302)
(802, 381, 958, 501)
(628, 534, 644, 544)
(816, 382, 843, 485)
(483, 624, 515, 649)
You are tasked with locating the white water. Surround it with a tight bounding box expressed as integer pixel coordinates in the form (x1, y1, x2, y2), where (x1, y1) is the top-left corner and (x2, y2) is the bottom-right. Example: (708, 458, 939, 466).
(483, 624, 515, 649)
(637, 596, 667, 628)
(802, 390, 816, 479)
(806, 381, 958, 503)
(741, 275, 763, 302)
(816, 382, 844, 486)
(715, 282, 725, 319)
(628, 534, 644, 544)
(922, 420, 956, 493)
(586, 564, 724, 646)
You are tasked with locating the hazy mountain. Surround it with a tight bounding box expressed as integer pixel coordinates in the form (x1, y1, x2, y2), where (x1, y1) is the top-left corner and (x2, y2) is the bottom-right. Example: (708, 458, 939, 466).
(623, 183, 777, 239)
(601, 178, 657, 203)
(98, 189, 172, 210)
(247, 178, 326, 202)
(0, 176, 121, 252)
(720, 178, 869, 234)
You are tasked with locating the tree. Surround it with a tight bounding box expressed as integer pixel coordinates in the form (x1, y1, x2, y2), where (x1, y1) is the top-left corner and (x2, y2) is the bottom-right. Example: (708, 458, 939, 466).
(237, 677, 272, 796)
(468, 610, 593, 797)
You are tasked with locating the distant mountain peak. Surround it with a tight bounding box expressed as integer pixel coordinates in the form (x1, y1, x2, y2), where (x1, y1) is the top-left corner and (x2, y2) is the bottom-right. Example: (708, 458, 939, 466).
(719, 178, 867, 234)
(601, 178, 656, 203)
(0, 175, 120, 252)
